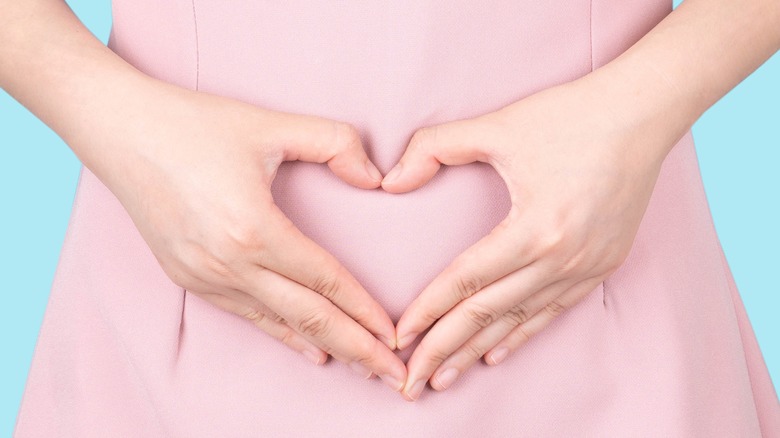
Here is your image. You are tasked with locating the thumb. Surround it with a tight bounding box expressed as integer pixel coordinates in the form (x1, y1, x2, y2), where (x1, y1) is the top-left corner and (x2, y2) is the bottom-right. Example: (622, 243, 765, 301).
(381, 117, 496, 194)
(273, 113, 382, 190)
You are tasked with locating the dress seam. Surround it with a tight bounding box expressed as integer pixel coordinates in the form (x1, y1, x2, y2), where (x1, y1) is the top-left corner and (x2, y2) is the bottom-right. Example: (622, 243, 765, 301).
(589, 0, 606, 306)
(589, 0, 595, 72)
(191, 0, 201, 90)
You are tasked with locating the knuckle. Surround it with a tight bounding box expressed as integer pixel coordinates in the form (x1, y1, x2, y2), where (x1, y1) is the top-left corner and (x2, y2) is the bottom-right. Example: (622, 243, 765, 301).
(224, 222, 265, 253)
(207, 229, 266, 283)
(333, 121, 362, 153)
(453, 274, 483, 301)
(503, 302, 531, 326)
(460, 341, 485, 361)
(543, 299, 567, 318)
(462, 302, 499, 329)
(296, 309, 335, 339)
(409, 126, 437, 154)
(176, 242, 237, 285)
(309, 269, 343, 302)
(418, 304, 444, 327)
(279, 327, 298, 348)
(200, 251, 240, 284)
(511, 325, 533, 346)
(535, 228, 566, 257)
(423, 345, 451, 365)
(266, 310, 286, 324)
(242, 308, 266, 324)
(556, 250, 588, 276)
(349, 338, 377, 365)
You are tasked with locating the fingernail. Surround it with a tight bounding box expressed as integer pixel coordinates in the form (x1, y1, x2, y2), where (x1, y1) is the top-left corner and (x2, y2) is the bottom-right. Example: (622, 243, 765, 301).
(378, 334, 396, 350)
(397, 332, 419, 350)
(349, 361, 372, 379)
(489, 347, 509, 365)
(365, 160, 383, 183)
(302, 350, 322, 365)
(382, 163, 403, 185)
(404, 379, 425, 401)
(379, 374, 404, 392)
(434, 368, 459, 390)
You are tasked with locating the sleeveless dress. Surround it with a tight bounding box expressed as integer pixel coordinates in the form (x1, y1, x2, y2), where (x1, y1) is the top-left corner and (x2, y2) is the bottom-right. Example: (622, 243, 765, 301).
(15, 1, 779, 436)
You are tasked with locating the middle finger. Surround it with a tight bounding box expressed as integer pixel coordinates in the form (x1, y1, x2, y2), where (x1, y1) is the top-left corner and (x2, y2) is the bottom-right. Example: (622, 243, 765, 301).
(395, 213, 536, 349)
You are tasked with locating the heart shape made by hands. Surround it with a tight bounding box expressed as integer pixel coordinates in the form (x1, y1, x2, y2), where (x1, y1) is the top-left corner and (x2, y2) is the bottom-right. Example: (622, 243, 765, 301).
(271, 156, 512, 344)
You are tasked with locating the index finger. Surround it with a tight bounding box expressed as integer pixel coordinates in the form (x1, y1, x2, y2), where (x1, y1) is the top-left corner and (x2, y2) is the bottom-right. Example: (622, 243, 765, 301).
(243, 265, 407, 392)
(258, 203, 398, 349)
(395, 214, 535, 349)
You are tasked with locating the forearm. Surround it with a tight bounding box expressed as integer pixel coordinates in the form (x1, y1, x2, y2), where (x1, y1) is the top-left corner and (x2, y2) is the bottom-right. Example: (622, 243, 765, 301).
(0, 0, 160, 170)
(583, 0, 780, 157)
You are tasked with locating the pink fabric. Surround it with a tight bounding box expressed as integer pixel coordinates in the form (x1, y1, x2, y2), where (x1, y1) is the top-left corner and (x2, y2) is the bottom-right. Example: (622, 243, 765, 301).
(15, 1, 779, 436)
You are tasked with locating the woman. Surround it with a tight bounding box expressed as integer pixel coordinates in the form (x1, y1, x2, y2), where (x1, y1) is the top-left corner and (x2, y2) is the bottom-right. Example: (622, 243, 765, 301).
(6, 0, 779, 436)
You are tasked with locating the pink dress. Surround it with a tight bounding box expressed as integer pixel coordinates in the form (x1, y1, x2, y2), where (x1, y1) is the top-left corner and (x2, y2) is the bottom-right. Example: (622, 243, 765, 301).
(15, 0, 779, 436)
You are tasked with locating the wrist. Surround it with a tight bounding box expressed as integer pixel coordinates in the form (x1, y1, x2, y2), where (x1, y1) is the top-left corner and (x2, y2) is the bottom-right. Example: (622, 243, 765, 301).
(571, 0, 780, 165)
(575, 54, 700, 162)
(0, 0, 167, 170)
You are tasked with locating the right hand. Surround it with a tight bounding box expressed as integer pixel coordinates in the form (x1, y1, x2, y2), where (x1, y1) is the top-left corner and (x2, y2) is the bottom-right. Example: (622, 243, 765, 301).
(83, 80, 406, 392)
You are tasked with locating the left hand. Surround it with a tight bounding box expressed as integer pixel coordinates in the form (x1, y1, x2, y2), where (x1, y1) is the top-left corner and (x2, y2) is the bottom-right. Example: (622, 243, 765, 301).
(382, 77, 674, 401)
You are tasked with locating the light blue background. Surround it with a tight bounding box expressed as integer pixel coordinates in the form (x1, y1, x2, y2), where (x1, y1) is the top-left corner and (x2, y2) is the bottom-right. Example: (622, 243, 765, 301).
(1, 1, 777, 435)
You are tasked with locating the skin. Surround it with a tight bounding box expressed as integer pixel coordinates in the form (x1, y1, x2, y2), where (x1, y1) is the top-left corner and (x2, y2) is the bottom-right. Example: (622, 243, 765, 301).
(2, 0, 779, 403)
(383, 0, 780, 401)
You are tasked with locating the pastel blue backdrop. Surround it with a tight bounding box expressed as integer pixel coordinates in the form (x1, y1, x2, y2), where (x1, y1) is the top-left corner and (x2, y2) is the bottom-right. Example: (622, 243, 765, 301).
(1, 1, 777, 435)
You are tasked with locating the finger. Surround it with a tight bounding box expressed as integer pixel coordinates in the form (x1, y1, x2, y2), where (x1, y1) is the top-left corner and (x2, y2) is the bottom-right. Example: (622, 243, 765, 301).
(382, 115, 502, 193)
(428, 277, 580, 391)
(257, 205, 398, 350)
(246, 265, 407, 392)
(269, 112, 381, 189)
(401, 262, 553, 401)
(194, 290, 328, 366)
(395, 212, 534, 350)
(485, 277, 604, 361)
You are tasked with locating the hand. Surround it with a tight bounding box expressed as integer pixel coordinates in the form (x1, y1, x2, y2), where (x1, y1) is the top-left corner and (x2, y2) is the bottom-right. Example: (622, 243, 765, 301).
(88, 80, 407, 392)
(382, 77, 672, 400)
